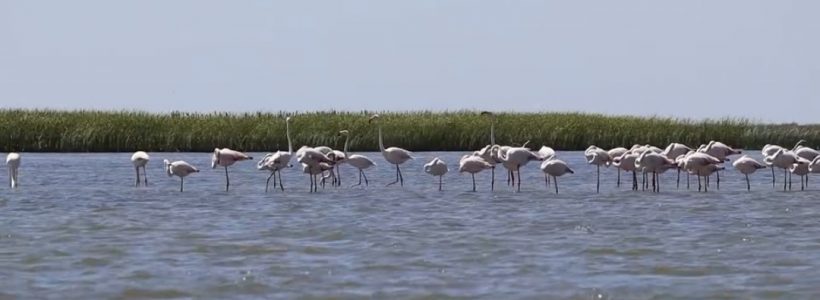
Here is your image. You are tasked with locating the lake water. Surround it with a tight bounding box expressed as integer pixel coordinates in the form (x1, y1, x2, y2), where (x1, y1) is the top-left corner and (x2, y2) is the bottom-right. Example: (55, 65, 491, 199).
(2, 151, 820, 299)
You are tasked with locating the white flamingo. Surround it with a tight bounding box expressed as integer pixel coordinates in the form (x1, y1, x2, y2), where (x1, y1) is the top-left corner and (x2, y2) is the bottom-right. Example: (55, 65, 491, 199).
(338, 130, 376, 187)
(424, 157, 448, 191)
(613, 151, 640, 190)
(6, 152, 20, 188)
(764, 148, 801, 191)
(790, 158, 811, 191)
(794, 144, 819, 188)
(607, 147, 628, 187)
(257, 116, 294, 192)
(681, 152, 722, 192)
(459, 155, 493, 192)
(301, 162, 334, 191)
(662, 143, 692, 189)
(732, 155, 766, 191)
(540, 158, 574, 194)
(296, 147, 335, 192)
(699, 141, 742, 190)
(496, 145, 542, 192)
(212, 148, 253, 191)
(585, 145, 611, 193)
(370, 114, 413, 186)
(164, 159, 199, 192)
(131, 151, 150, 187)
(635, 151, 677, 193)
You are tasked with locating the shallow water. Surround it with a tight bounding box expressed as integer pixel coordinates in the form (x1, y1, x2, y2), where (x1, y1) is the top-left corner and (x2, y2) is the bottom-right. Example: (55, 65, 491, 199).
(2, 151, 820, 299)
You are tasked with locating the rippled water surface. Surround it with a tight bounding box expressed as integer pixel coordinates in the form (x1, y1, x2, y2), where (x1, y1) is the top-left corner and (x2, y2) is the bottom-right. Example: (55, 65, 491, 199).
(2, 151, 820, 299)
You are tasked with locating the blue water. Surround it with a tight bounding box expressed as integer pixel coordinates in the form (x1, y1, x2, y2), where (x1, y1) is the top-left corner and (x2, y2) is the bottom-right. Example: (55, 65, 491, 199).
(1, 151, 819, 299)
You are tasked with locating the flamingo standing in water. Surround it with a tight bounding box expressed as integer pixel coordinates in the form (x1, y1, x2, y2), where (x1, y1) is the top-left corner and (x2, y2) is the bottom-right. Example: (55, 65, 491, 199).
(732, 155, 766, 191)
(607, 147, 627, 187)
(164, 159, 199, 192)
(370, 114, 413, 186)
(131, 151, 150, 187)
(296, 146, 335, 192)
(662, 143, 692, 189)
(699, 140, 742, 189)
(459, 155, 493, 192)
(6, 152, 20, 188)
(338, 130, 376, 187)
(496, 145, 542, 192)
(585, 145, 611, 193)
(212, 148, 253, 191)
(257, 116, 294, 192)
(790, 158, 811, 191)
(540, 158, 574, 194)
(424, 157, 448, 191)
(764, 148, 801, 191)
(613, 151, 640, 191)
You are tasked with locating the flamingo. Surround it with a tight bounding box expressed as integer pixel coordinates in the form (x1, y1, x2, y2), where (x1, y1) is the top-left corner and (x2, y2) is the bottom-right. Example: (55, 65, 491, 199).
(301, 162, 334, 192)
(613, 151, 640, 190)
(585, 145, 611, 193)
(424, 157, 448, 191)
(130, 151, 150, 187)
(369, 114, 413, 186)
(764, 148, 801, 191)
(496, 145, 543, 192)
(540, 158, 574, 194)
(257, 116, 294, 192)
(328, 149, 346, 186)
(635, 151, 677, 193)
(794, 144, 819, 187)
(681, 152, 723, 192)
(732, 155, 766, 191)
(790, 158, 811, 191)
(662, 143, 692, 188)
(164, 159, 199, 192)
(211, 148, 253, 191)
(459, 155, 493, 192)
(607, 147, 628, 187)
(762, 144, 786, 187)
(808, 156, 820, 182)
(338, 130, 376, 187)
(296, 146, 334, 192)
(699, 141, 742, 190)
(6, 152, 20, 188)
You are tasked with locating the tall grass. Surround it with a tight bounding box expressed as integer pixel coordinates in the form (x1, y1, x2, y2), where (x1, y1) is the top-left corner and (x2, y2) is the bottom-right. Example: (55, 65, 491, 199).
(1, 109, 818, 152)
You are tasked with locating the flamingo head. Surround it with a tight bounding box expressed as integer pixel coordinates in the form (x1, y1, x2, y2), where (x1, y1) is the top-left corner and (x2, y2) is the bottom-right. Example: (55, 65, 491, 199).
(211, 148, 220, 168)
(286, 116, 291, 122)
(163, 159, 172, 176)
(338, 130, 349, 136)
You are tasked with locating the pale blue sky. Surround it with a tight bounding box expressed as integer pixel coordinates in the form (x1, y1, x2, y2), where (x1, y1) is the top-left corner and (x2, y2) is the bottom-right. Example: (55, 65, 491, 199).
(1, 1, 818, 123)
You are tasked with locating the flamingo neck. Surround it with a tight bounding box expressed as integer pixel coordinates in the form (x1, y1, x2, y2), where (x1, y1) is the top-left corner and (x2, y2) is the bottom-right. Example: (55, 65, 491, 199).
(490, 122, 495, 145)
(343, 134, 350, 159)
(378, 125, 385, 152)
(286, 119, 293, 155)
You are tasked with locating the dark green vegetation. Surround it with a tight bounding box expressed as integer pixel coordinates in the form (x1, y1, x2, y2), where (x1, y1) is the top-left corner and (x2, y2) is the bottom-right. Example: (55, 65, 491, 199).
(1, 109, 818, 152)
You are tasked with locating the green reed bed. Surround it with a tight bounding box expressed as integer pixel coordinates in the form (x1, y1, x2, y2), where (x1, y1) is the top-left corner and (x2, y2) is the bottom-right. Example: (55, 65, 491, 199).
(0, 109, 818, 152)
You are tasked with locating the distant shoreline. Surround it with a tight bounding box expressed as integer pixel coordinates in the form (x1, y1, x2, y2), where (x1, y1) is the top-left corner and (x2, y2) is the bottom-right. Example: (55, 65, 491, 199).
(1, 109, 817, 152)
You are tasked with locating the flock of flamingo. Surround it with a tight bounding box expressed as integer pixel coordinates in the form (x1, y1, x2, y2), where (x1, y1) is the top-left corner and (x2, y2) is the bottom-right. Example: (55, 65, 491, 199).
(3, 113, 820, 194)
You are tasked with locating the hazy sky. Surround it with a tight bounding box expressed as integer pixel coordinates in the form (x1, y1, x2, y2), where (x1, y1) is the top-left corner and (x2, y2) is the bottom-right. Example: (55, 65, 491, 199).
(1, 1, 818, 123)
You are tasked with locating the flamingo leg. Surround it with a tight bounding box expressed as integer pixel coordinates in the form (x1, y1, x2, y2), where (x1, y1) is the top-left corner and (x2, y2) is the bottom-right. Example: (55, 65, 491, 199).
(632, 171, 638, 191)
(544, 173, 549, 190)
(363, 171, 369, 186)
(278, 170, 285, 191)
(180, 177, 184, 192)
(398, 165, 404, 186)
(265, 172, 274, 193)
(472, 173, 476, 192)
(617, 168, 621, 187)
(143, 166, 148, 186)
(554, 176, 559, 194)
(676, 168, 680, 189)
(716, 171, 720, 190)
(491, 167, 495, 191)
(135, 167, 140, 187)
(516, 167, 521, 192)
(784, 168, 787, 191)
(802, 175, 805, 191)
(698, 175, 702, 192)
(746, 174, 750, 191)
(224, 166, 230, 192)
(772, 167, 776, 188)
(388, 165, 400, 186)
(439, 175, 443, 191)
(353, 170, 363, 187)
(687, 172, 690, 190)
(596, 165, 600, 193)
